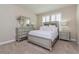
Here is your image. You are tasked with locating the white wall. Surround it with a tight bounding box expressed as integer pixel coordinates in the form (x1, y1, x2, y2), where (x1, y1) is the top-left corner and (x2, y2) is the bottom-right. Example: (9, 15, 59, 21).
(15, 5, 37, 27)
(0, 5, 37, 44)
(76, 5, 79, 44)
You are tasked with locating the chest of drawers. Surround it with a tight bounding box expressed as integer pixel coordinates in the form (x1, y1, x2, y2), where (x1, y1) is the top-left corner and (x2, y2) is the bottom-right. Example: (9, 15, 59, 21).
(16, 26, 34, 41)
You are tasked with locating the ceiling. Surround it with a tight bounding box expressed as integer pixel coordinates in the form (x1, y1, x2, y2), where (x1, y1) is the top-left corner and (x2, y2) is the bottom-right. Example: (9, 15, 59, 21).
(19, 4, 72, 14)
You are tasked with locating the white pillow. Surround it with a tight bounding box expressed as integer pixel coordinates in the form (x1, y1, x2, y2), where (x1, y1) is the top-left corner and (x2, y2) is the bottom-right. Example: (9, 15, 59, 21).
(49, 25, 57, 31)
(40, 26, 49, 31)
(40, 25, 57, 31)
(40, 26, 53, 31)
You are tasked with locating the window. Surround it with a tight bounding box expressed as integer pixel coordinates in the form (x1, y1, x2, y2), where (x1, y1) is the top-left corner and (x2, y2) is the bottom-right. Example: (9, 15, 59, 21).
(42, 16, 50, 23)
(55, 13, 61, 21)
(26, 19, 30, 24)
(51, 15, 55, 21)
(51, 13, 61, 21)
(45, 16, 50, 22)
(24, 18, 31, 26)
(42, 16, 46, 22)
(42, 13, 62, 25)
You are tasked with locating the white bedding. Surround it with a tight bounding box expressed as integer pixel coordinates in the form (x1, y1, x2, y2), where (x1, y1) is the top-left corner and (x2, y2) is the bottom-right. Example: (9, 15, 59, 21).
(29, 29, 58, 41)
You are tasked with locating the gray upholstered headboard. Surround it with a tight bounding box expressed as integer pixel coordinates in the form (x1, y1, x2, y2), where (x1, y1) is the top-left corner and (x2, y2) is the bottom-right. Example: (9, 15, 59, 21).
(50, 21, 59, 27)
(44, 21, 59, 28)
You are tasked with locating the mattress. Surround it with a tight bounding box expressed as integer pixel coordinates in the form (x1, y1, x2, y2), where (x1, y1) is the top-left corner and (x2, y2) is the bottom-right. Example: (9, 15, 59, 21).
(29, 30, 58, 41)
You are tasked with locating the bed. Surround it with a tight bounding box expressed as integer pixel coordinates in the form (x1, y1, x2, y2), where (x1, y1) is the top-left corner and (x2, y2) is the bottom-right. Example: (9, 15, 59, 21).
(28, 21, 59, 51)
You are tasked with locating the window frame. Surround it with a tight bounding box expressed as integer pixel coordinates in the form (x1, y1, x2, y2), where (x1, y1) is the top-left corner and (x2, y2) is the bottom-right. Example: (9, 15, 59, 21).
(42, 13, 62, 25)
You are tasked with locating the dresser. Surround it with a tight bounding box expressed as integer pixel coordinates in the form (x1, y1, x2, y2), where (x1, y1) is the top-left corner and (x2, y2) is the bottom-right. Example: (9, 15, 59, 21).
(16, 26, 34, 41)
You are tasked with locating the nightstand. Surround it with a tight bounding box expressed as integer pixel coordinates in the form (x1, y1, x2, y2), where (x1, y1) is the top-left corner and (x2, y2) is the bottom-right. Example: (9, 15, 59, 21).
(59, 31, 71, 41)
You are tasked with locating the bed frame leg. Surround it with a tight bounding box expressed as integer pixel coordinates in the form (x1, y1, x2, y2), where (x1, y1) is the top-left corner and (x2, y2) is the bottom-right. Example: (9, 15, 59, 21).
(49, 47, 52, 52)
(49, 40, 53, 52)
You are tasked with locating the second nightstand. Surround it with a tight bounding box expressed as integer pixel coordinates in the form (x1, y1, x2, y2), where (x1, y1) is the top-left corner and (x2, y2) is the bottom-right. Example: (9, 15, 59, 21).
(59, 31, 71, 41)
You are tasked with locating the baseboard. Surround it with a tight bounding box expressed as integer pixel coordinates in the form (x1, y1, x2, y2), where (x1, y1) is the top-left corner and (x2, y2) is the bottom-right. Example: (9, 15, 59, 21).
(0, 40, 15, 46)
(71, 38, 77, 42)
(60, 39, 77, 44)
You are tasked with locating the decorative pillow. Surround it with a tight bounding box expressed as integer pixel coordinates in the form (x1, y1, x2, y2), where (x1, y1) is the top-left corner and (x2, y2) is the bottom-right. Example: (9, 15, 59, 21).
(40, 26, 49, 31)
(40, 25, 58, 31)
(49, 25, 57, 31)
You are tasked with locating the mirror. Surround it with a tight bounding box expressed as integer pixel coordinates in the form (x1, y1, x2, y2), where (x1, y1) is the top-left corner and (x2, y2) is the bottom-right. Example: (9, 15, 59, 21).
(24, 17, 31, 26)
(17, 16, 31, 27)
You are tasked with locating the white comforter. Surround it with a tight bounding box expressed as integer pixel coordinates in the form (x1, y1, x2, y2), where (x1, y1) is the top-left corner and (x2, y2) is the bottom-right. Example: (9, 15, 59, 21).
(29, 30, 58, 41)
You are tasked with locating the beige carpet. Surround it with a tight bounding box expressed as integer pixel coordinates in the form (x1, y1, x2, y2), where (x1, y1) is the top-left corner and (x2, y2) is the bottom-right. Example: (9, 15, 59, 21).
(0, 40, 78, 54)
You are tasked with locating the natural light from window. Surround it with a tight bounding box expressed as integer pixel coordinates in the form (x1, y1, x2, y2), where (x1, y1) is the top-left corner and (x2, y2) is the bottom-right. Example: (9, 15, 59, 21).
(42, 13, 62, 24)
(51, 15, 55, 21)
